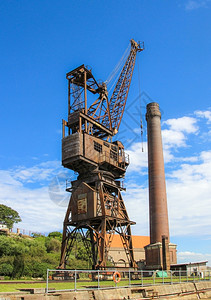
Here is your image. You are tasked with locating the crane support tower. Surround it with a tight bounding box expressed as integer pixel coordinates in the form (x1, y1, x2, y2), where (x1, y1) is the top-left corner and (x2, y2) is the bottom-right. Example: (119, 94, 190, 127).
(60, 40, 144, 270)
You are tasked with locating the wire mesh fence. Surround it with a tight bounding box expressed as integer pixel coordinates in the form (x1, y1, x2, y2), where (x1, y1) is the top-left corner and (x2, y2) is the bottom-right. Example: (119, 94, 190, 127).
(46, 269, 211, 293)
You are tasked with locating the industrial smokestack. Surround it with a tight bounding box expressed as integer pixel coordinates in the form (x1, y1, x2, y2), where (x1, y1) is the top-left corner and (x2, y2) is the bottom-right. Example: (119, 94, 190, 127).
(144, 102, 177, 270)
(146, 102, 169, 244)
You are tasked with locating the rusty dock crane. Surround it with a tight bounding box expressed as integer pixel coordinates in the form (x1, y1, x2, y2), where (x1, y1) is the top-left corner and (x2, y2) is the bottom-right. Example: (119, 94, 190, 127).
(60, 40, 144, 270)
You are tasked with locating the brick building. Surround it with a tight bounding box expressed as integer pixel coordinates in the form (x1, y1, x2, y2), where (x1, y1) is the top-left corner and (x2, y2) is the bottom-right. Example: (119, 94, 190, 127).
(107, 235, 150, 268)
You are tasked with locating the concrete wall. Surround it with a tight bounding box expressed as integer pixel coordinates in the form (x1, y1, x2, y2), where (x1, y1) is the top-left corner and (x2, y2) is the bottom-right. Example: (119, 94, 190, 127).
(1, 282, 211, 300)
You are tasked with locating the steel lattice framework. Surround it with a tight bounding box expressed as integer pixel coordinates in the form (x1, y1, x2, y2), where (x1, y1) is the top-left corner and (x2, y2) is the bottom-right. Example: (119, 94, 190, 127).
(87, 40, 144, 134)
(60, 40, 144, 270)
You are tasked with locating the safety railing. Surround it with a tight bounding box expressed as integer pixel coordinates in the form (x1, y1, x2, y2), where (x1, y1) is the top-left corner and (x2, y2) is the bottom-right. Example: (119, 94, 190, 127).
(98, 151, 129, 169)
(46, 269, 211, 293)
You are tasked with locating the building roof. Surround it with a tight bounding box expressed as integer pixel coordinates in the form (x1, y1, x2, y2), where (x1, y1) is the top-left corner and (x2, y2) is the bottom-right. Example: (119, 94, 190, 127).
(109, 234, 150, 249)
(171, 261, 208, 267)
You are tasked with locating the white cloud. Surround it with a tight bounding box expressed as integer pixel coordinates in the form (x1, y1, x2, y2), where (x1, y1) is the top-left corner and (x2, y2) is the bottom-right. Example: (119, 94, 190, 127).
(195, 110, 211, 123)
(185, 0, 210, 10)
(162, 129, 187, 148)
(126, 150, 211, 237)
(0, 170, 23, 187)
(127, 116, 199, 171)
(123, 184, 149, 236)
(163, 116, 198, 134)
(126, 142, 148, 173)
(124, 111, 211, 240)
(168, 150, 211, 182)
(175, 156, 198, 162)
(178, 251, 211, 266)
(13, 161, 61, 183)
(0, 161, 69, 233)
(162, 116, 198, 162)
(164, 150, 211, 236)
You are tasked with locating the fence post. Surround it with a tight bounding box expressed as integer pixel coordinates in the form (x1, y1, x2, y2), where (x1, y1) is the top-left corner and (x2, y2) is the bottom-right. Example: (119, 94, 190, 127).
(74, 270, 77, 291)
(193, 272, 195, 283)
(98, 270, 100, 289)
(153, 271, 155, 285)
(46, 269, 49, 293)
(141, 270, 143, 287)
(170, 270, 172, 285)
(162, 270, 164, 285)
(129, 269, 131, 287)
(179, 269, 181, 283)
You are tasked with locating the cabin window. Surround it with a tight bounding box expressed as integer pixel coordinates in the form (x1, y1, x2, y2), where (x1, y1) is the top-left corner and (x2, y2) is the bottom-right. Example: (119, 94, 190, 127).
(103, 141, 110, 148)
(111, 145, 117, 152)
(110, 150, 117, 161)
(94, 141, 102, 152)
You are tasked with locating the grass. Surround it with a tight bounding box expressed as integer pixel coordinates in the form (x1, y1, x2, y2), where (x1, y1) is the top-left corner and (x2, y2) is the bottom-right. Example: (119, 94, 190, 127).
(0, 283, 46, 293)
(0, 276, 210, 293)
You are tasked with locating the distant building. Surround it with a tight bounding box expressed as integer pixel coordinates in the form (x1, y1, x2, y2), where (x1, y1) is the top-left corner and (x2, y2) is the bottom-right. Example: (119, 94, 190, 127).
(171, 261, 208, 276)
(0, 223, 9, 235)
(0, 224, 7, 229)
(108, 235, 150, 268)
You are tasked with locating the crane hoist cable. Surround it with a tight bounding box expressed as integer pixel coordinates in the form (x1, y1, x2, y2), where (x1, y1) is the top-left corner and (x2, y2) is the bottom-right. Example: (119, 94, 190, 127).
(105, 43, 130, 86)
(137, 54, 144, 152)
(69, 40, 144, 137)
(108, 68, 122, 94)
(103, 40, 144, 133)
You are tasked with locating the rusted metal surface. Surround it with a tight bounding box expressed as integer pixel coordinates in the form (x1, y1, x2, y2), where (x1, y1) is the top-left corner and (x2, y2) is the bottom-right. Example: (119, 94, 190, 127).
(60, 40, 143, 270)
(101, 40, 144, 132)
(59, 171, 137, 270)
(66, 40, 144, 138)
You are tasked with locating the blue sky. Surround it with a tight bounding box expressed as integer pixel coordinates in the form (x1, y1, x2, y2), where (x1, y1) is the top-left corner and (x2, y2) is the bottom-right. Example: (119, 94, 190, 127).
(0, 0, 211, 265)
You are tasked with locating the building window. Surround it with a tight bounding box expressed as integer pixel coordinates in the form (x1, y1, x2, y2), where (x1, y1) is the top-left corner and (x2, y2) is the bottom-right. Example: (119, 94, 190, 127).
(94, 141, 102, 153)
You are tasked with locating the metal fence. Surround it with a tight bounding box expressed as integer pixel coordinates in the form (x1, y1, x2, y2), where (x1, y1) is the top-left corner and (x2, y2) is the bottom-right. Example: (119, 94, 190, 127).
(46, 269, 211, 293)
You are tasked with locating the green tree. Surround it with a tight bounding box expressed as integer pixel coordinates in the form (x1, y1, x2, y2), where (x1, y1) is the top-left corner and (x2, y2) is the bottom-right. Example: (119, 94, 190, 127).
(0, 236, 18, 256)
(12, 255, 24, 279)
(0, 204, 21, 229)
(0, 256, 14, 277)
(46, 238, 61, 253)
(0, 263, 13, 276)
(76, 244, 89, 260)
(48, 231, 62, 239)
